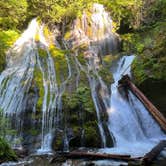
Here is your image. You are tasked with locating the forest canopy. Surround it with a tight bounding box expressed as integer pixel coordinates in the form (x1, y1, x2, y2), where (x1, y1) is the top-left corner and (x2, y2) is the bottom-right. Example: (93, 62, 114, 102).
(0, 0, 143, 30)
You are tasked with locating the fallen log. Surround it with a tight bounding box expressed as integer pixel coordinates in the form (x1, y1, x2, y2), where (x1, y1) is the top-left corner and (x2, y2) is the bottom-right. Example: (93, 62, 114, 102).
(50, 151, 140, 162)
(118, 75, 166, 132)
(142, 140, 166, 165)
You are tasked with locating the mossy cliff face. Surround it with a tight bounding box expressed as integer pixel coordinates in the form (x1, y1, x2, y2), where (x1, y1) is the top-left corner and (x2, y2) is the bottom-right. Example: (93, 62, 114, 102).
(125, 0, 166, 117)
(21, 19, 114, 151)
(131, 21, 166, 84)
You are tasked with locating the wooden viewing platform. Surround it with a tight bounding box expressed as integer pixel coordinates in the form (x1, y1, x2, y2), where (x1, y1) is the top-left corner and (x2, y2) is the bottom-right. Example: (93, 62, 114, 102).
(118, 74, 166, 132)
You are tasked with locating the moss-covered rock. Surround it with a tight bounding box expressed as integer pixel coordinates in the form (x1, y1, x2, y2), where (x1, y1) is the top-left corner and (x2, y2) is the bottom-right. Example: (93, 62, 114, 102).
(84, 121, 101, 147)
(33, 68, 44, 112)
(49, 45, 69, 85)
(59, 82, 102, 149)
(98, 66, 113, 86)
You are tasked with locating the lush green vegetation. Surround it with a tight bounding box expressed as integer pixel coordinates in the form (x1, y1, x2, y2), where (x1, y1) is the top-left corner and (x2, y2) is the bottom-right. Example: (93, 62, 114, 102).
(0, 0, 166, 159)
(0, 30, 19, 72)
(27, 0, 95, 25)
(99, 0, 143, 31)
(124, 0, 166, 115)
(62, 82, 101, 148)
(0, 137, 17, 163)
(130, 0, 166, 84)
(0, 0, 28, 30)
(0, 110, 17, 163)
(0, 0, 144, 72)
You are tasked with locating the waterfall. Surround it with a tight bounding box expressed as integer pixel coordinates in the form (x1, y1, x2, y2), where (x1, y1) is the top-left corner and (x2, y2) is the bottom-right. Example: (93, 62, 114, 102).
(0, 19, 38, 148)
(0, 19, 70, 153)
(71, 3, 119, 65)
(0, 2, 165, 160)
(69, 3, 119, 147)
(101, 55, 166, 157)
(0, 19, 37, 115)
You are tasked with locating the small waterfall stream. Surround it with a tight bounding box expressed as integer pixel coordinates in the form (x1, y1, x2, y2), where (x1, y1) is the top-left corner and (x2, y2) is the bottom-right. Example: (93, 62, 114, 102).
(101, 55, 166, 157)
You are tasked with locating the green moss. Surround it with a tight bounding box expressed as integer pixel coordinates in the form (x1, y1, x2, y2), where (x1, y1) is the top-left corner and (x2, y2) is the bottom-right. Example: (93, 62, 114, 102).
(132, 21, 166, 84)
(63, 83, 95, 113)
(121, 33, 144, 54)
(98, 66, 113, 86)
(102, 55, 113, 67)
(0, 137, 17, 163)
(27, 128, 40, 136)
(33, 68, 44, 112)
(64, 31, 71, 40)
(52, 130, 63, 151)
(0, 30, 20, 72)
(77, 53, 87, 66)
(38, 48, 48, 58)
(84, 121, 100, 147)
(49, 45, 68, 85)
(132, 58, 147, 85)
(43, 26, 51, 39)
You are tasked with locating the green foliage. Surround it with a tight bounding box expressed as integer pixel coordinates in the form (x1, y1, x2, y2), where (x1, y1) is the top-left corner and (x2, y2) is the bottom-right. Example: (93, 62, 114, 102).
(121, 33, 143, 53)
(143, 0, 166, 25)
(49, 46, 68, 85)
(98, 67, 113, 86)
(132, 21, 166, 84)
(0, 30, 19, 72)
(0, 109, 17, 163)
(84, 121, 100, 147)
(98, 0, 143, 30)
(77, 53, 87, 66)
(33, 68, 44, 112)
(27, 0, 95, 25)
(0, 109, 17, 138)
(27, 128, 40, 136)
(63, 84, 95, 113)
(0, 109, 7, 138)
(0, 137, 17, 163)
(38, 48, 48, 59)
(0, 0, 28, 30)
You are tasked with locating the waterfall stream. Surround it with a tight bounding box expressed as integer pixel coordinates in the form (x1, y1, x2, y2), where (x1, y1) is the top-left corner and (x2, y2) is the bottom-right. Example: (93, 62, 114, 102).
(101, 55, 166, 157)
(0, 3, 165, 164)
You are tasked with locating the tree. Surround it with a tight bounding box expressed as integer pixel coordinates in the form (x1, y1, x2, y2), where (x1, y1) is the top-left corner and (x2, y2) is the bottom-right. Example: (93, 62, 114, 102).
(27, 0, 95, 25)
(0, 0, 28, 30)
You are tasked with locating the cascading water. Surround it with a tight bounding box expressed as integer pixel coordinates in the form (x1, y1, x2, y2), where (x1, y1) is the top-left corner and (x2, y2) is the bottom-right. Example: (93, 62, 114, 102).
(0, 3, 165, 165)
(71, 3, 119, 67)
(36, 26, 58, 154)
(0, 19, 38, 148)
(69, 3, 119, 147)
(74, 51, 109, 147)
(101, 55, 166, 157)
(0, 19, 71, 153)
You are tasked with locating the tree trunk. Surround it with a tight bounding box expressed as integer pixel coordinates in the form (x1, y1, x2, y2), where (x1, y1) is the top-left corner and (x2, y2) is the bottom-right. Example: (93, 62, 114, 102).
(142, 140, 166, 165)
(118, 75, 166, 132)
